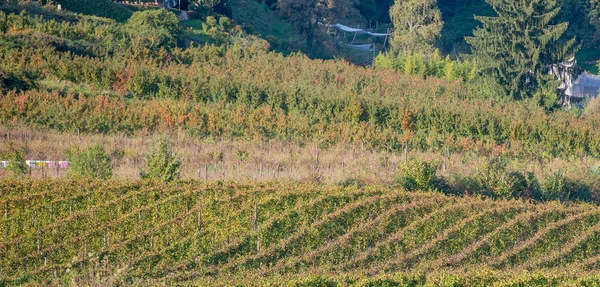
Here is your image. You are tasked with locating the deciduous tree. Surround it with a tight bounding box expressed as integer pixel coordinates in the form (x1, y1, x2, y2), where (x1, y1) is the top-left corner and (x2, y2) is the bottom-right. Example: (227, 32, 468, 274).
(389, 0, 443, 53)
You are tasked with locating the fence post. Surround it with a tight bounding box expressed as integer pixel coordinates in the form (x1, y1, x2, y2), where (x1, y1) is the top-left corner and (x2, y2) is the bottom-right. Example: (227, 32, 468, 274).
(253, 203, 258, 231)
(256, 225, 261, 254)
(204, 164, 208, 181)
(197, 208, 202, 232)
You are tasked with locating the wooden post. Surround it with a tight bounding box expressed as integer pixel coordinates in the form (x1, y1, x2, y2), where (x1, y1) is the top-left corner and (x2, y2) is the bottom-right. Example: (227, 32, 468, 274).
(253, 203, 258, 231)
(204, 164, 208, 181)
(256, 225, 261, 254)
(70, 199, 73, 216)
(443, 152, 447, 176)
(197, 208, 202, 232)
(221, 162, 225, 181)
(276, 163, 281, 178)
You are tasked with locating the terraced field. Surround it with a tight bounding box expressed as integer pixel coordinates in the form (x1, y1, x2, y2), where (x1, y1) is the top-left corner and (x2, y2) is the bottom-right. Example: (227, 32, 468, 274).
(1, 179, 600, 286)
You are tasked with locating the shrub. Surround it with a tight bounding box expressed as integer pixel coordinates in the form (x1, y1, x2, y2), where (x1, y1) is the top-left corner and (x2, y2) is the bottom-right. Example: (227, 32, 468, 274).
(475, 157, 539, 200)
(205, 16, 217, 28)
(66, 144, 112, 180)
(218, 16, 230, 30)
(0, 71, 35, 93)
(398, 160, 438, 192)
(141, 136, 181, 183)
(124, 9, 181, 56)
(198, 0, 223, 10)
(539, 172, 592, 202)
(5, 144, 27, 177)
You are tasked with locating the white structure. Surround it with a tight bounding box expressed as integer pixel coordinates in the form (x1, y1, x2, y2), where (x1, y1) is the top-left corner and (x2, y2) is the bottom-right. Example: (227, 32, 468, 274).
(567, 72, 600, 99)
(551, 58, 600, 107)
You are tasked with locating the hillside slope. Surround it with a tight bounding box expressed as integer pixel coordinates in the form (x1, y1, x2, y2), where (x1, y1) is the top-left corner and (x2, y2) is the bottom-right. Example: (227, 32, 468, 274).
(2, 180, 600, 285)
(58, 0, 133, 22)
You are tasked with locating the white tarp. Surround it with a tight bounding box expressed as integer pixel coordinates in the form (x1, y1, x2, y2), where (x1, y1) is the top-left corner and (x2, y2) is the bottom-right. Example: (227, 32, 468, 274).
(329, 24, 390, 37)
(569, 72, 600, 98)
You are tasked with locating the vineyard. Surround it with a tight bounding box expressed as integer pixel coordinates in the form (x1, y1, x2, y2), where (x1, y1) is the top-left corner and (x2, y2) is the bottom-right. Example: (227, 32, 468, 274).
(1, 179, 600, 285)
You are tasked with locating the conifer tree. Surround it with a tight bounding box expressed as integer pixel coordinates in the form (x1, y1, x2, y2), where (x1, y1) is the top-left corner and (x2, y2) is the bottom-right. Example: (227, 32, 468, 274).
(467, 0, 578, 100)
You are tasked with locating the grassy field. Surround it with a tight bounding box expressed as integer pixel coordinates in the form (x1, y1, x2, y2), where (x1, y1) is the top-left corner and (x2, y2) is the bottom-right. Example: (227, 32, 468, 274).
(1, 180, 600, 285)
(2, 127, 599, 189)
(59, 0, 134, 22)
(577, 48, 600, 75)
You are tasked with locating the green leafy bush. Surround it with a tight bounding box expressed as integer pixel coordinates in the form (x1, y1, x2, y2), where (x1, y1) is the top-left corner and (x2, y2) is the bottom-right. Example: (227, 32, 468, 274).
(475, 157, 539, 200)
(4, 144, 27, 177)
(66, 144, 112, 179)
(398, 160, 439, 192)
(141, 136, 181, 182)
(218, 16, 230, 29)
(540, 172, 592, 202)
(205, 15, 217, 28)
(124, 9, 181, 56)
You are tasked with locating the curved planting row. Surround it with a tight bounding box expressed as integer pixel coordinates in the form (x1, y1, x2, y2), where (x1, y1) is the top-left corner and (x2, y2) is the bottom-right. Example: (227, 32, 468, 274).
(2, 180, 600, 285)
(266, 193, 451, 276)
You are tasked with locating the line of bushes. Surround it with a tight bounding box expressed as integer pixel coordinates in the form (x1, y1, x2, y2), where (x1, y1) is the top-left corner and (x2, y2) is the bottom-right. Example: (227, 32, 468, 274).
(397, 159, 593, 203)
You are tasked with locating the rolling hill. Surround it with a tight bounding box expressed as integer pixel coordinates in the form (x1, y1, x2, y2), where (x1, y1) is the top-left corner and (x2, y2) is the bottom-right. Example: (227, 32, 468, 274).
(1, 180, 600, 285)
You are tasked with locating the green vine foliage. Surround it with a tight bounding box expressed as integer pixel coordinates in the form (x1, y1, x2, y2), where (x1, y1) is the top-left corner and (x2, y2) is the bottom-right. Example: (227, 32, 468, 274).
(1, 180, 600, 285)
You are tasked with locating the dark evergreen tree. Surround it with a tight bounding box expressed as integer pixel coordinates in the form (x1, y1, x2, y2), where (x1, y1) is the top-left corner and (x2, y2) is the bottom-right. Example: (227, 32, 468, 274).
(467, 0, 578, 100)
